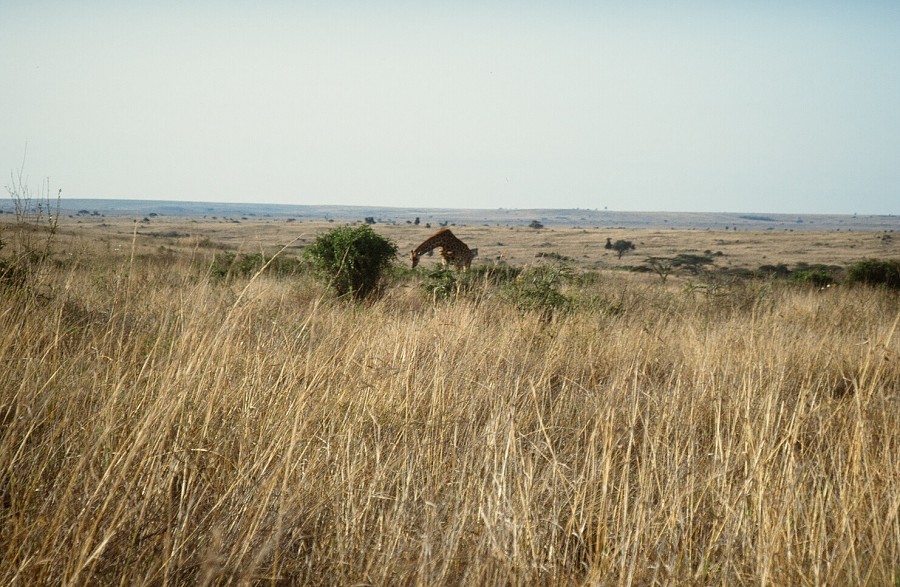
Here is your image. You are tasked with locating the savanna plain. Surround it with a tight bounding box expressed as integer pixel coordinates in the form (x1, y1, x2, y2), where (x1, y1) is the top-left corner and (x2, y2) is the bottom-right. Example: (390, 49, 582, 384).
(1, 209, 899, 586)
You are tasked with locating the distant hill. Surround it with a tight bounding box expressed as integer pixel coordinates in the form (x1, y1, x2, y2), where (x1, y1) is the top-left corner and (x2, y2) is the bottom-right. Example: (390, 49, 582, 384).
(3, 198, 897, 232)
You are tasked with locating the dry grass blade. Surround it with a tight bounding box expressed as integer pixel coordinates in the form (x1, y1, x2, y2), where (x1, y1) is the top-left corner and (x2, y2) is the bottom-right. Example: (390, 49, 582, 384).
(1, 220, 898, 585)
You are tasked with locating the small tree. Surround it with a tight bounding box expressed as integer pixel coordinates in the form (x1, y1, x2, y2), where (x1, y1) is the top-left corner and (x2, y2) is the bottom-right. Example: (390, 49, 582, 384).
(611, 239, 635, 259)
(644, 253, 717, 282)
(644, 257, 674, 283)
(670, 253, 714, 275)
(304, 225, 397, 300)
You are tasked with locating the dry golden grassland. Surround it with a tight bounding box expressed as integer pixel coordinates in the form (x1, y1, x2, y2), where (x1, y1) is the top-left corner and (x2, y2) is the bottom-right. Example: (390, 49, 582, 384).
(53, 214, 897, 273)
(1, 216, 899, 585)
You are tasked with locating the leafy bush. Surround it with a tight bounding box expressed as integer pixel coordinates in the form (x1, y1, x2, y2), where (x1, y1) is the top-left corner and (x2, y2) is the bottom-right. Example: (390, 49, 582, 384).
(470, 263, 521, 285)
(845, 259, 900, 289)
(793, 270, 834, 288)
(304, 225, 398, 299)
(421, 267, 462, 300)
(421, 263, 521, 301)
(504, 266, 572, 321)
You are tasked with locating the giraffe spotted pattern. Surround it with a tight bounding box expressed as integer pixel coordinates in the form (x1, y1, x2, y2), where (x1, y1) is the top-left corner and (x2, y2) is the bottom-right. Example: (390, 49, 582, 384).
(410, 228, 478, 271)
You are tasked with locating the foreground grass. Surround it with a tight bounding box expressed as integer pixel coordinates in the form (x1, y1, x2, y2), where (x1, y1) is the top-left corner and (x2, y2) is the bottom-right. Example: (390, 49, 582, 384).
(1, 248, 899, 585)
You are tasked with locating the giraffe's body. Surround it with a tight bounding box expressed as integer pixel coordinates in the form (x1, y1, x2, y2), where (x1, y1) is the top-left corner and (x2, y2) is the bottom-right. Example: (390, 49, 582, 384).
(411, 229, 478, 271)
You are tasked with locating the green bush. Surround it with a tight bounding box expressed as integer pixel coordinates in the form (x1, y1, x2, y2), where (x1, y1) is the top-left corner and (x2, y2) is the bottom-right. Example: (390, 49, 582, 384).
(846, 259, 900, 289)
(421, 267, 461, 300)
(793, 270, 834, 288)
(304, 225, 398, 300)
(504, 266, 572, 321)
(420, 263, 520, 301)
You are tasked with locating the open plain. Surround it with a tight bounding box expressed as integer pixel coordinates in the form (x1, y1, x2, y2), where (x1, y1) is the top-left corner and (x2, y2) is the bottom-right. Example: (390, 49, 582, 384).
(1, 204, 899, 585)
(19, 199, 900, 275)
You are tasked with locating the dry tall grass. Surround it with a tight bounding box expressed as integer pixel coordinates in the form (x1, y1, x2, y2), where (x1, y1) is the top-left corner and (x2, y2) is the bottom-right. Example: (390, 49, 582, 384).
(1, 236, 899, 585)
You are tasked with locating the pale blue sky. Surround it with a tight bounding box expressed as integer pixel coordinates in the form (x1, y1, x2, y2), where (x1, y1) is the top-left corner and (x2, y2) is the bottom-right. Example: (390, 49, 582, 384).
(2, 1, 898, 214)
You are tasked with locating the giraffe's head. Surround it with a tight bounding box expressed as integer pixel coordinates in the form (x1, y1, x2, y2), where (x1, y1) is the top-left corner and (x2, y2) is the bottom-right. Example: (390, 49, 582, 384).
(410, 250, 420, 269)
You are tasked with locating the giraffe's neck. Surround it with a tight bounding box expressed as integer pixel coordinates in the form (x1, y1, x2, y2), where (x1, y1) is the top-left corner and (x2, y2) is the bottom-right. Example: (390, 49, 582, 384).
(412, 229, 459, 257)
(411, 229, 475, 270)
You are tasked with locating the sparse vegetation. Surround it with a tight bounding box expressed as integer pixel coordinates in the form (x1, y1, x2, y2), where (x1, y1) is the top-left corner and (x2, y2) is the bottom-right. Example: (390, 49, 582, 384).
(535, 250, 573, 262)
(209, 251, 304, 280)
(1, 215, 899, 585)
(2, 165, 61, 290)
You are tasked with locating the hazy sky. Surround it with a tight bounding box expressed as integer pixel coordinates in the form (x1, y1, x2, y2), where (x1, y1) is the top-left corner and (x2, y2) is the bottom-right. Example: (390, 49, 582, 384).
(2, 2, 899, 214)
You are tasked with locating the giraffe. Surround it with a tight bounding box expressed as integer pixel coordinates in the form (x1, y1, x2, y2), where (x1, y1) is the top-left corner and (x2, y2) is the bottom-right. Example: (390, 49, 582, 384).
(410, 228, 478, 271)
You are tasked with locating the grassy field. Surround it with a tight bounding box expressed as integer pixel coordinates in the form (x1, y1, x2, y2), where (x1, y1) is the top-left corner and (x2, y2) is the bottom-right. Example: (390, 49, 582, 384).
(1, 214, 899, 585)
(42, 213, 900, 271)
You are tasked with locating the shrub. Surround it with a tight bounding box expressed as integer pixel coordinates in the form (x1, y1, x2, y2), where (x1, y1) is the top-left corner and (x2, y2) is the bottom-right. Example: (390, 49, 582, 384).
(470, 263, 521, 285)
(421, 267, 461, 300)
(420, 264, 521, 301)
(793, 270, 834, 288)
(304, 225, 398, 299)
(504, 266, 572, 321)
(845, 259, 900, 289)
(210, 252, 238, 279)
